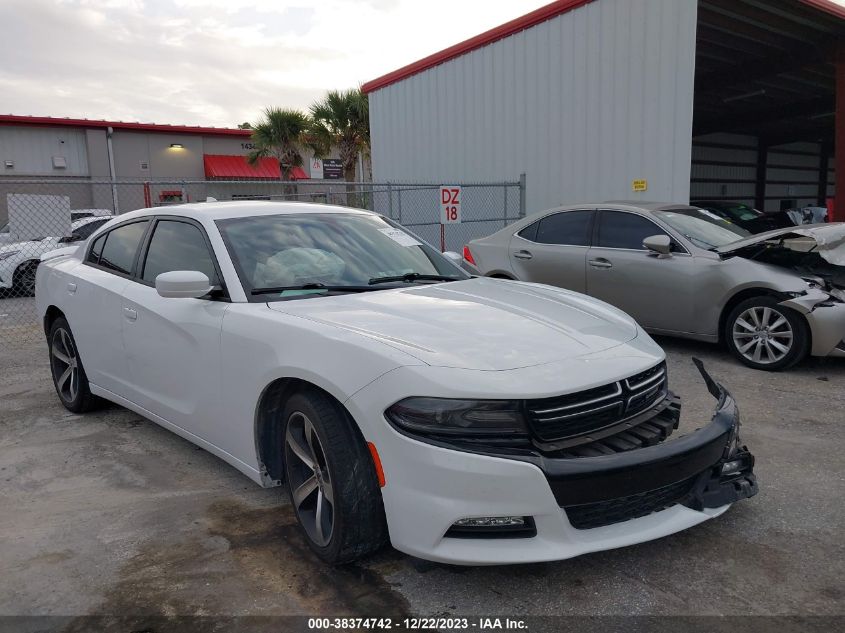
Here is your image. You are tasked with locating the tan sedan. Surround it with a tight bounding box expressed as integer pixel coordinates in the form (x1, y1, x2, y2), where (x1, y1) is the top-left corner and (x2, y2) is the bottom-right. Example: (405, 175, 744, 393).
(464, 202, 845, 371)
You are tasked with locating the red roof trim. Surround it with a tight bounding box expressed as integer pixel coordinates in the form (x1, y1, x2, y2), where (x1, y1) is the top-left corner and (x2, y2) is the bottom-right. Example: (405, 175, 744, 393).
(362, 0, 845, 94)
(203, 154, 281, 179)
(799, 0, 845, 20)
(0, 114, 251, 137)
(361, 0, 596, 93)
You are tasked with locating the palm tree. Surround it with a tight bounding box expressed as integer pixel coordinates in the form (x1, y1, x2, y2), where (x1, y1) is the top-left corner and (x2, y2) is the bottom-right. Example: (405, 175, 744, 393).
(247, 108, 309, 189)
(309, 89, 370, 205)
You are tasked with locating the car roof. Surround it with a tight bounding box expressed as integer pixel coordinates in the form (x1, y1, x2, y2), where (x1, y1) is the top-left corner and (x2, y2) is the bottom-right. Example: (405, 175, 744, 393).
(599, 201, 700, 213)
(114, 200, 377, 223)
(71, 215, 111, 228)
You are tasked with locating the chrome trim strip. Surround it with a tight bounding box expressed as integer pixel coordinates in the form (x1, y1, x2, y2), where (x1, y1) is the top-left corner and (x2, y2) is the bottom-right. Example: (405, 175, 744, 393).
(625, 367, 666, 392)
(626, 384, 665, 411)
(531, 382, 623, 415)
(532, 400, 623, 424)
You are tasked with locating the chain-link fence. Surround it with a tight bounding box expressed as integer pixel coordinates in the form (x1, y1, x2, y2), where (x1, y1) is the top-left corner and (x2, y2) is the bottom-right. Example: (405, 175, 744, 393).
(0, 177, 525, 348)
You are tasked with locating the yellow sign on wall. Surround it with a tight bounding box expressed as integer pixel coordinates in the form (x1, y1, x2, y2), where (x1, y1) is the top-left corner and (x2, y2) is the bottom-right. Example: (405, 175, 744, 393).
(632, 179, 648, 192)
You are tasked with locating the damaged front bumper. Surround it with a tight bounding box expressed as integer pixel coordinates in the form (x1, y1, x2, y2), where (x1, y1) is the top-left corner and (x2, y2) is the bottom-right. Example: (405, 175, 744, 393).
(780, 289, 845, 358)
(370, 359, 758, 564)
(516, 359, 758, 530)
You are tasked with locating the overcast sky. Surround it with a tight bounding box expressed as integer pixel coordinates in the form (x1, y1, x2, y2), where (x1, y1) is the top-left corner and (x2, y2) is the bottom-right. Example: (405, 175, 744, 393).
(4, 1, 843, 129)
(1, 0, 554, 128)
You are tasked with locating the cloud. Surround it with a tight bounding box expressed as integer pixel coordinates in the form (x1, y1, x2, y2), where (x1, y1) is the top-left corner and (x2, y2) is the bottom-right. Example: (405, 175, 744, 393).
(7, 0, 842, 127)
(1, 0, 550, 126)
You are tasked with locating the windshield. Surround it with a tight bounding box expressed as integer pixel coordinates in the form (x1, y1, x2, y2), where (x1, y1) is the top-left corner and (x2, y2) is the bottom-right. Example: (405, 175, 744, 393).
(720, 203, 763, 222)
(655, 208, 751, 249)
(216, 213, 468, 300)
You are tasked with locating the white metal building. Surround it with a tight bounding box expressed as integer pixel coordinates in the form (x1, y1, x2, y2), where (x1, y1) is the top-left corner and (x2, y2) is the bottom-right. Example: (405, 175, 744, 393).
(364, 0, 845, 221)
(0, 116, 353, 223)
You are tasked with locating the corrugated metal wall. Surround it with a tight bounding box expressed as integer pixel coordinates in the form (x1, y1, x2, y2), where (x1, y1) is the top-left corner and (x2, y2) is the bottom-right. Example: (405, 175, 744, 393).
(369, 0, 699, 215)
(0, 126, 89, 176)
(690, 133, 834, 211)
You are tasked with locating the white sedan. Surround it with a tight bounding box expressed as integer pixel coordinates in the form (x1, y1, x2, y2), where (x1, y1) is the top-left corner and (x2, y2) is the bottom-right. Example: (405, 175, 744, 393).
(35, 201, 757, 565)
(1, 215, 111, 296)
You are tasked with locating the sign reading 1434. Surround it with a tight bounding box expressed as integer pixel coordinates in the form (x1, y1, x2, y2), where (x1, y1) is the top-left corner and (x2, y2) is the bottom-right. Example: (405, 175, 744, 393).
(440, 186, 462, 224)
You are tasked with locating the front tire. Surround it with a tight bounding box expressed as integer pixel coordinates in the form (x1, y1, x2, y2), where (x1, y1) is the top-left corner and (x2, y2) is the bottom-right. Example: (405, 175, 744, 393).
(725, 296, 809, 371)
(13, 260, 38, 297)
(282, 389, 387, 564)
(48, 317, 99, 412)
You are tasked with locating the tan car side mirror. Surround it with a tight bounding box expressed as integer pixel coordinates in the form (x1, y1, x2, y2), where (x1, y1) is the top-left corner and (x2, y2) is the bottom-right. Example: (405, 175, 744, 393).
(643, 234, 672, 256)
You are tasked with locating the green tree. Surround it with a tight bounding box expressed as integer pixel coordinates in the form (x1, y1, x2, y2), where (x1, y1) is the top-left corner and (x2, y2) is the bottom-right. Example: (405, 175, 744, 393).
(237, 122, 252, 129)
(247, 107, 309, 182)
(309, 88, 370, 185)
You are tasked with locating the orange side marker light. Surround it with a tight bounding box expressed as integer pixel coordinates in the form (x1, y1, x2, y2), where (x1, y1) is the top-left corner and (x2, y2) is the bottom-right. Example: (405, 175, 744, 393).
(367, 441, 386, 488)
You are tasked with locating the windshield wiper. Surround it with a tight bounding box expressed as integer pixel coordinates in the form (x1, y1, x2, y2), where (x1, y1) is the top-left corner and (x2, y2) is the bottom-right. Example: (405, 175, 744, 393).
(368, 273, 460, 285)
(251, 283, 376, 295)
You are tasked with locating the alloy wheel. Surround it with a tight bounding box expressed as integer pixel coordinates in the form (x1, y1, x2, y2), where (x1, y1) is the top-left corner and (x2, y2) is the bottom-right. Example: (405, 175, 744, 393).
(732, 306, 794, 365)
(285, 411, 335, 547)
(19, 262, 37, 295)
(51, 328, 79, 403)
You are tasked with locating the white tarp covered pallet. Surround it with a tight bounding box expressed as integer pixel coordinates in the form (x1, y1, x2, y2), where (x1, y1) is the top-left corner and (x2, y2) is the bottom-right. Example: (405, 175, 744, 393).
(7, 194, 72, 242)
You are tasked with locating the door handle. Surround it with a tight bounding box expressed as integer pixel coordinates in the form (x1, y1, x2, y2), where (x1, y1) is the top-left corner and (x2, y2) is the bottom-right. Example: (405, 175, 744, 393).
(513, 250, 533, 260)
(588, 258, 613, 269)
(124, 307, 137, 321)
(66, 282, 77, 294)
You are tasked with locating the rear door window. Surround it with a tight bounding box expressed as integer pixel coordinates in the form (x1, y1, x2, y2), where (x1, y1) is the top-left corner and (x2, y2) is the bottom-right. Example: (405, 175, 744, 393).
(596, 211, 668, 250)
(517, 221, 539, 242)
(88, 233, 106, 264)
(97, 221, 149, 275)
(535, 211, 592, 246)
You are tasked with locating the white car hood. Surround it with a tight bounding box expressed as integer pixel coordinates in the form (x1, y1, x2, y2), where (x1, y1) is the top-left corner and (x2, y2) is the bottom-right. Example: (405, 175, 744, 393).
(267, 277, 639, 370)
(715, 222, 845, 266)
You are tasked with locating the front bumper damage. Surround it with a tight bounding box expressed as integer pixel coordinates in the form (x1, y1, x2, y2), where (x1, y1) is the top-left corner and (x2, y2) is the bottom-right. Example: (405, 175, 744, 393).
(505, 359, 758, 530)
(364, 358, 758, 564)
(779, 288, 845, 358)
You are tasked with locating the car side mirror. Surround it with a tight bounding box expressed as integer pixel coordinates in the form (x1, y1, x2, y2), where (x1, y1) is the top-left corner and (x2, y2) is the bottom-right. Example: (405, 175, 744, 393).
(643, 234, 672, 256)
(155, 270, 214, 299)
(59, 234, 82, 244)
(443, 251, 463, 265)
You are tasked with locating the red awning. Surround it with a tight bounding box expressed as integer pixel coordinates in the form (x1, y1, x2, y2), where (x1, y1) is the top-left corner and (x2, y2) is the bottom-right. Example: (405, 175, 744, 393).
(203, 154, 280, 179)
(290, 166, 309, 180)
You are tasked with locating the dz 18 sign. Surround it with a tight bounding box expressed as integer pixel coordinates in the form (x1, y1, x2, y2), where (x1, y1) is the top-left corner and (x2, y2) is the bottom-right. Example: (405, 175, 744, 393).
(440, 186, 462, 224)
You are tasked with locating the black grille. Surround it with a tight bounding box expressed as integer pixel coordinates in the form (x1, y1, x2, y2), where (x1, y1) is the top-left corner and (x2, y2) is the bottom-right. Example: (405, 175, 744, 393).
(563, 474, 698, 530)
(526, 362, 667, 444)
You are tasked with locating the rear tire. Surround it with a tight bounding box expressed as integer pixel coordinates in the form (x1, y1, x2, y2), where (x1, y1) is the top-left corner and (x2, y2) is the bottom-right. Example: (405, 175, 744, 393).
(48, 317, 99, 412)
(282, 389, 388, 564)
(724, 296, 809, 371)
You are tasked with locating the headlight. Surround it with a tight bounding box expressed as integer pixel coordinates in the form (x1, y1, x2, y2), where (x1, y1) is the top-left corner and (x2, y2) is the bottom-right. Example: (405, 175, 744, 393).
(0, 250, 20, 261)
(385, 397, 528, 437)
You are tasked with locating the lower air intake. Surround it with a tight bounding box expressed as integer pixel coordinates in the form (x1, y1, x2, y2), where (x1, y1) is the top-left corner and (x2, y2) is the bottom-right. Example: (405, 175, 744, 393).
(563, 475, 698, 530)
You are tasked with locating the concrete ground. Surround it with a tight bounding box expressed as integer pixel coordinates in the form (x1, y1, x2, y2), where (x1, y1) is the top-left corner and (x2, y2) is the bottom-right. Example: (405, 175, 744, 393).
(1, 304, 844, 629)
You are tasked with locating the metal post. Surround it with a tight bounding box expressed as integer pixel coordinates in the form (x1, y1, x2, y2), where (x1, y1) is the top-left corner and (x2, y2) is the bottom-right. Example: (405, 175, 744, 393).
(503, 184, 508, 227)
(518, 172, 527, 218)
(754, 141, 768, 211)
(106, 127, 119, 213)
(181, 181, 188, 204)
(818, 140, 831, 208)
(835, 39, 845, 222)
(387, 183, 393, 219)
(397, 187, 403, 222)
